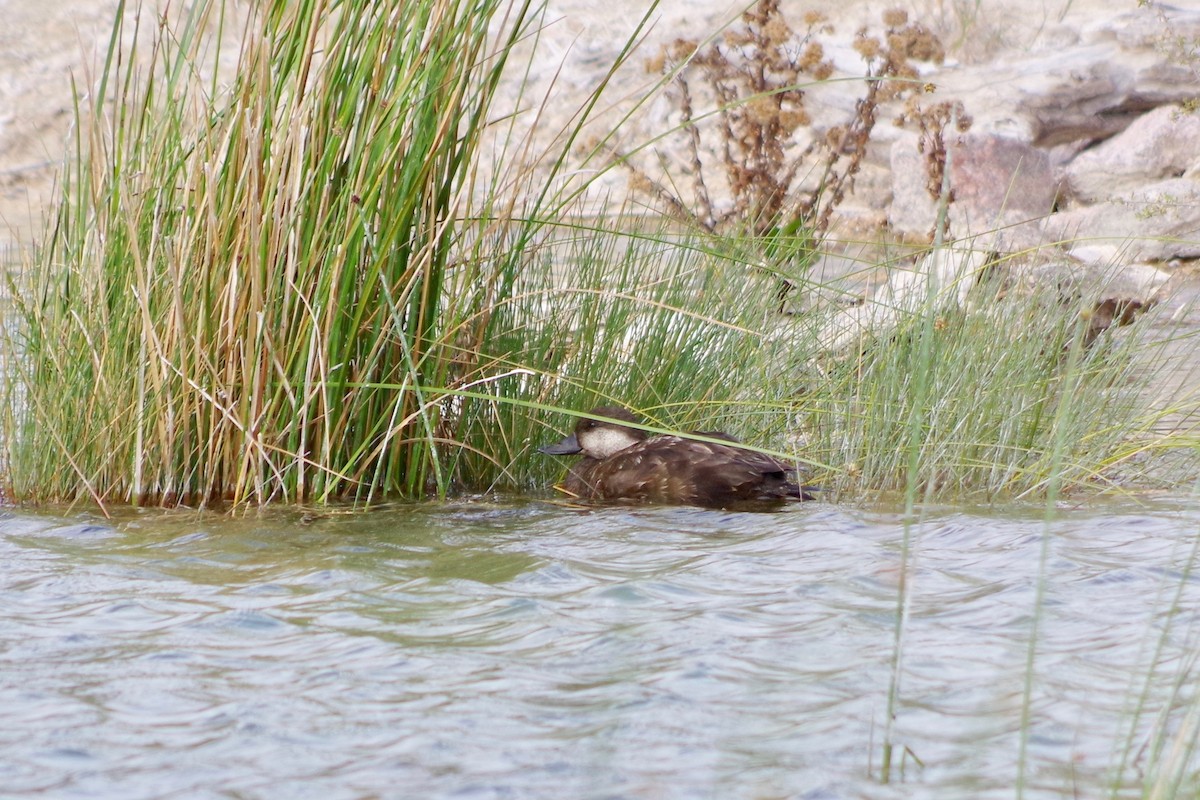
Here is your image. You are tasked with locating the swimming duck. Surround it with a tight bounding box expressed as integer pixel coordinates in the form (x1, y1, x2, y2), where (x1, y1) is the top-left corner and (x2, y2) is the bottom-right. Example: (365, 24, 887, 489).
(538, 406, 812, 508)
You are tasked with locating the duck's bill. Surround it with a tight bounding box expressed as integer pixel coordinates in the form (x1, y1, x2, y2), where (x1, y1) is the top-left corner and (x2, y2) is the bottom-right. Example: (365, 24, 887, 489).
(538, 433, 582, 456)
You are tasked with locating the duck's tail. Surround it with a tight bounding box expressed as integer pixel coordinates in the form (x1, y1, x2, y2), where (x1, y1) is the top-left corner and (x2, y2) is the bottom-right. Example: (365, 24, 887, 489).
(789, 482, 820, 501)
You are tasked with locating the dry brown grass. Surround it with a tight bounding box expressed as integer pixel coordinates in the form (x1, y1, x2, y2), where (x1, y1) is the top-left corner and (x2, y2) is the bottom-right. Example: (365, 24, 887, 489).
(613, 2, 964, 241)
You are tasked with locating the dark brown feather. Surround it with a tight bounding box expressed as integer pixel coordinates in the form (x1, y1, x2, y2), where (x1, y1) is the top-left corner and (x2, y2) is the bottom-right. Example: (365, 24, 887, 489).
(544, 408, 812, 508)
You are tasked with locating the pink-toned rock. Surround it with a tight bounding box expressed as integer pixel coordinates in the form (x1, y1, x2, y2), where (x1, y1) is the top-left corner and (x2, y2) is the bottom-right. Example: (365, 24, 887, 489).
(950, 135, 1059, 228)
(889, 133, 1058, 237)
(1065, 105, 1200, 202)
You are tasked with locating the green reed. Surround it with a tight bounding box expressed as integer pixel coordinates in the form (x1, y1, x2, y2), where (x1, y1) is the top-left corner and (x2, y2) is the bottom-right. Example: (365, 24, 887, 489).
(443, 219, 811, 493)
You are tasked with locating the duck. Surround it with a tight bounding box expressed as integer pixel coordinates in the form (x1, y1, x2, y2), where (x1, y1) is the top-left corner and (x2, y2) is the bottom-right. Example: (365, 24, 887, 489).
(538, 406, 813, 508)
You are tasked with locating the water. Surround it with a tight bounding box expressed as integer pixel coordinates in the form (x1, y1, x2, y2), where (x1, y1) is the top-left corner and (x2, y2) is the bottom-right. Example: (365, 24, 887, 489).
(2, 497, 1200, 799)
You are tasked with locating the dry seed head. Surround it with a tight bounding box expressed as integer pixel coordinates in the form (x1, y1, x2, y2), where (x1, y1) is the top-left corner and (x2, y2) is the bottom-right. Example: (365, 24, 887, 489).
(747, 95, 778, 125)
(799, 41, 825, 68)
(627, 172, 654, 194)
(803, 10, 827, 26)
(725, 29, 757, 47)
(887, 24, 945, 63)
(906, 25, 946, 63)
(645, 52, 666, 74)
(694, 47, 729, 70)
(853, 35, 881, 60)
(779, 108, 810, 131)
(894, 94, 919, 126)
(763, 13, 792, 45)
(756, 0, 782, 20)
(668, 38, 699, 62)
(879, 80, 908, 102)
(769, 51, 797, 73)
(779, 88, 804, 105)
(883, 8, 908, 27)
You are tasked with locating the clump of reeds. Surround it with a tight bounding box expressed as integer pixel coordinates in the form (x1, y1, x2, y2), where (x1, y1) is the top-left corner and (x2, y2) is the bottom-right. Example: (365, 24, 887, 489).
(449, 232, 1190, 504)
(442, 220, 810, 493)
(2, 0, 800, 509)
(5, 0, 543, 506)
(796, 251, 1175, 501)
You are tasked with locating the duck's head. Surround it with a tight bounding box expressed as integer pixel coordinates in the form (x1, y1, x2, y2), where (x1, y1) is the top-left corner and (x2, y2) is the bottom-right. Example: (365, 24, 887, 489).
(538, 406, 647, 460)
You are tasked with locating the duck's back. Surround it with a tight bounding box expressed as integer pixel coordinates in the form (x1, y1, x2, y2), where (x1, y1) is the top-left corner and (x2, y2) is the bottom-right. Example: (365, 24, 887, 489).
(564, 435, 802, 507)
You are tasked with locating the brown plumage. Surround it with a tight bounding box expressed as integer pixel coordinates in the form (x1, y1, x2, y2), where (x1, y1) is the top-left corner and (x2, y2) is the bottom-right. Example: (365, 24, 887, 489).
(538, 406, 813, 508)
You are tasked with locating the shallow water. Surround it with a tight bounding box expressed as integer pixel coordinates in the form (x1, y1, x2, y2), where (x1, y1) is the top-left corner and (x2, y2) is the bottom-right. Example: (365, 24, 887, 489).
(2, 497, 1200, 799)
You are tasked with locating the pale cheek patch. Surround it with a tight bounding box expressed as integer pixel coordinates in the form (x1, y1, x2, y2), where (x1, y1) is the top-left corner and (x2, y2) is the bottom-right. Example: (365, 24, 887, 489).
(582, 428, 640, 459)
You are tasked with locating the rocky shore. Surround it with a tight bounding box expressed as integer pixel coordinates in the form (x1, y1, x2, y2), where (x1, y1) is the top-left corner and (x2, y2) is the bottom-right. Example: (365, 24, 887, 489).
(815, 2, 1200, 363)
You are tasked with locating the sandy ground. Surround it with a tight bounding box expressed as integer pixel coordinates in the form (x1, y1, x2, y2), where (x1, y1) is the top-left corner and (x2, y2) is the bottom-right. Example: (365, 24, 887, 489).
(0, 1, 120, 251)
(0, 0, 1139, 255)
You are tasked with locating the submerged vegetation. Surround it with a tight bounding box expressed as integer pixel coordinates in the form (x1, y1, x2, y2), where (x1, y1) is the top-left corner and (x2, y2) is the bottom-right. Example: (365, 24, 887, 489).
(2, 0, 1196, 510)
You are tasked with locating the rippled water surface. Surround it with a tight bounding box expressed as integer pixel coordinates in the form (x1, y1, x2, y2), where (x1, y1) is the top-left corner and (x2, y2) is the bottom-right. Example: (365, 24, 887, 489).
(3, 497, 1200, 799)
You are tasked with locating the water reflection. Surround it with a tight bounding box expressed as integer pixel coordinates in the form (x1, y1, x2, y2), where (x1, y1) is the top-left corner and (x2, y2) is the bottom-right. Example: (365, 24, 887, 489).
(1, 498, 1199, 798)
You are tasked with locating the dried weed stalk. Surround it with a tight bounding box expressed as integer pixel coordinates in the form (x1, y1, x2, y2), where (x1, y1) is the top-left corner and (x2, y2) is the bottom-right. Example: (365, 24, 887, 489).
(895, 94, 972, 239)
(619, 2, 949, 239)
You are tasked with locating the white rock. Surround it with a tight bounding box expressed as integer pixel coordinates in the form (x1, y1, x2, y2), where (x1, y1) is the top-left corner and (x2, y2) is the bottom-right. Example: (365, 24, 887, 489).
(816, 248, 988, 351)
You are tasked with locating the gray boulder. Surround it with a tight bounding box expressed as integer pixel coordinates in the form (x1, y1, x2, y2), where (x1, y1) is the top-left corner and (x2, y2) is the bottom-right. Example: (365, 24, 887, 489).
(1065, 105, 1200, 202)
(1044, 176, 1200, 263)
